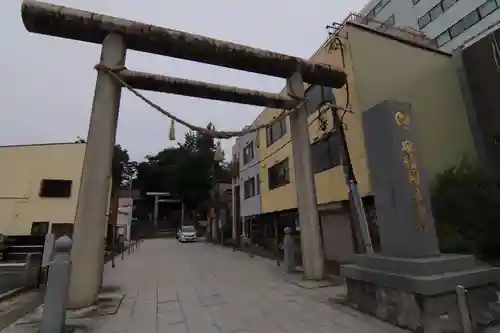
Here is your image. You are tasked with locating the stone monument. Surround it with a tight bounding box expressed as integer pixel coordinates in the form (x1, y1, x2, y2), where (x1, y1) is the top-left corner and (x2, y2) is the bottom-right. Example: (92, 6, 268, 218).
(340, 100, 500, 332)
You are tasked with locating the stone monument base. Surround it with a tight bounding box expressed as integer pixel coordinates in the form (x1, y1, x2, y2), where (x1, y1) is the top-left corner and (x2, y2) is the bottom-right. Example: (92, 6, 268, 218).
(340, 254, 500, 332)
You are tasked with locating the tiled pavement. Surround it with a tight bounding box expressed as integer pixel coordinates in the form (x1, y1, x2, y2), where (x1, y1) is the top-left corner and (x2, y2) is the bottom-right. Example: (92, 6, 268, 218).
(3, 239, 408, 333)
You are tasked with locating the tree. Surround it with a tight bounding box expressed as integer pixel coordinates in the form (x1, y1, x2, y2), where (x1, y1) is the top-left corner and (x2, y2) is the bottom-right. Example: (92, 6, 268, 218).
(431, 160, 500, 260)
(112, 144, 136, 187)
(74, 138, 136, 186)
(133, 124, 231, 216)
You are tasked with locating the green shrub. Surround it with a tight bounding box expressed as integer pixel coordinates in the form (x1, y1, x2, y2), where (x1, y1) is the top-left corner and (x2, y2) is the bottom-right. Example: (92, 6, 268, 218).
(431, 160, 500, 261)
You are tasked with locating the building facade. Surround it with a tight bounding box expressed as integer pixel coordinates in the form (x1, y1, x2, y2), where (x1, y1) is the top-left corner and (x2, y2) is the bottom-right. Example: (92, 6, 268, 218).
(0, 142, 87, 236)
(237, 129, 262, 218)
(256, 20, 475, 212)
(232, 18, 478, 270)
(117, 197, 133, 241)
(231, 128, 262, 238)
(360, 0, 500, 52)
(455, 25, 500, 172)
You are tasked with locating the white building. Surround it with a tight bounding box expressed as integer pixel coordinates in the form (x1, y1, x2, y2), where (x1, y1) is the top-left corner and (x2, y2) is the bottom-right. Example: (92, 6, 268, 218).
(117, 197, 133, 242)
(360, 0, 500, 52)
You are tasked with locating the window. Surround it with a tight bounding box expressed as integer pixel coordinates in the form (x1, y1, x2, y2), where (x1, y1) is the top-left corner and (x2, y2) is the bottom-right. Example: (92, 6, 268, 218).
(364, 0, 391, 19)
(243, 141, 254, 165)
(311, 132, 341, 174)
(268, 158, 290, 190)
(479, 0, 497, 17)
(266, 118, 287, 147)
(385, 14, 395, 26)
(244, 177, 256, 199)
(256, 174, 260, 195)
(39, 179, 72, 198)
(372, 2, 382, 14)
(450, 10, 480, 38)
(377, 0, 391, 13)
(31, 222, 49, 236)
(417, 0, 458, 29)
(441, 0, 457, 11)
(307, 86, 331, 114)
(433, 0, 500, 48)
(418, 13, 431, 29)
(436, 30, 452, 46)
(429, 4, 444, 20)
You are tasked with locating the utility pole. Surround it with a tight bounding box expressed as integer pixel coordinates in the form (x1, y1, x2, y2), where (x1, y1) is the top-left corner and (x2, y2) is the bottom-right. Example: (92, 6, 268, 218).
(127, 174, 133, 242)
(331, 108, 373, 254)
(211, 160, 218, 242)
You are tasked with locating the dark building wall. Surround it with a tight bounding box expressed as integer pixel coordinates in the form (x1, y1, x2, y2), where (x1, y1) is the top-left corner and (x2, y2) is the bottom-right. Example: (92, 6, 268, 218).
(460, 29, 500, 171)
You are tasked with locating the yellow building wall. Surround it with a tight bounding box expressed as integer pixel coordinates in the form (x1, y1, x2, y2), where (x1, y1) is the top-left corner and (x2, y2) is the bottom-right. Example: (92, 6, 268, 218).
(256, 107, 297, 214)
(257, 27, 370, 212)
(347, 24, 477, 180)
(258, 23, 477, 213)
(0, 143, 86, 235)
(308, 28, 371, 205)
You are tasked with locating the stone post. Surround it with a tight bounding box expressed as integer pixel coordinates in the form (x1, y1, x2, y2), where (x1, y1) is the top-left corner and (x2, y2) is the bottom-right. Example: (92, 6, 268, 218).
(153, 196, 159, 231)
(23, 253, 42, 289)
(283, 227, 296, 273)
(231, 184, 239, 249)
(40, 236, 72, 333)
(68, 33, 127, 309)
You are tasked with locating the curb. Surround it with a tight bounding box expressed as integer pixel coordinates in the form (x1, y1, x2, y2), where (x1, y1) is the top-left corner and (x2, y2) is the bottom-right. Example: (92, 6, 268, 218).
(0, 287, 26, 303)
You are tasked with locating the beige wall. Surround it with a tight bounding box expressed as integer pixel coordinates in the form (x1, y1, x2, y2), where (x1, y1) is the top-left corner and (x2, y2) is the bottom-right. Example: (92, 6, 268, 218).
(258, 26, 367, 212)
(257, 109, 298, 214)
(0, 143, 86, 235)
(309, 28, 372, 204)
(320, 212, 355, 264)
(257, 23, 477, 214)
(347, 24, 477, 180)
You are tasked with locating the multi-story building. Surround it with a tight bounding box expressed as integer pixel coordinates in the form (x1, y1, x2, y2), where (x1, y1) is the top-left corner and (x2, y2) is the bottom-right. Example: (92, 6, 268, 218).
(232, 16, 478, 271)
(454, 24, 500, 172)
(0, 142, 115, 240)
(232, 127, 262, 238)
(359, 0, 500, 52)
(0, 142, 87, 236)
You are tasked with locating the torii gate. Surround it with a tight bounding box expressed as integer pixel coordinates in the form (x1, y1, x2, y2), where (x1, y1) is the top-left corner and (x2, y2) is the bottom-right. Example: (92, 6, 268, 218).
(21, 0, 347, 309)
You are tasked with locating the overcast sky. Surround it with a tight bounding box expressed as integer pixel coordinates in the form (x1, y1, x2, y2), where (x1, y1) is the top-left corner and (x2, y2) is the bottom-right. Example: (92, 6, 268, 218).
(1, 0, 366, 161)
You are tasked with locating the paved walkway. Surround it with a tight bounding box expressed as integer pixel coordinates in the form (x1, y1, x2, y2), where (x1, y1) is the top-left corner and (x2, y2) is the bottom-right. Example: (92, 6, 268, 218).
(4, 239, 407, 333)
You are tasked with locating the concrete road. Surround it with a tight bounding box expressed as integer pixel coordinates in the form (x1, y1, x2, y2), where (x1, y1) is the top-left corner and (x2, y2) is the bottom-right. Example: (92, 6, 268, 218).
(0, 268, 28, 295)
(3, 239, 408, 333)
(0, 291, 42, 331)
(95, 239, 407, 333)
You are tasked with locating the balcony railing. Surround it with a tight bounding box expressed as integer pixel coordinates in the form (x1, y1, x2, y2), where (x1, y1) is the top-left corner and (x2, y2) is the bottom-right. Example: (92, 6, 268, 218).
(326, 12, 437, 49)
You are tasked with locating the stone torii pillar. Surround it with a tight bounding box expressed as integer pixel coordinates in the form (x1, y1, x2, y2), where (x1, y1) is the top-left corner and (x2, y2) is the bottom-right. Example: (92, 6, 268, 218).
(68, 33, 126, 309)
